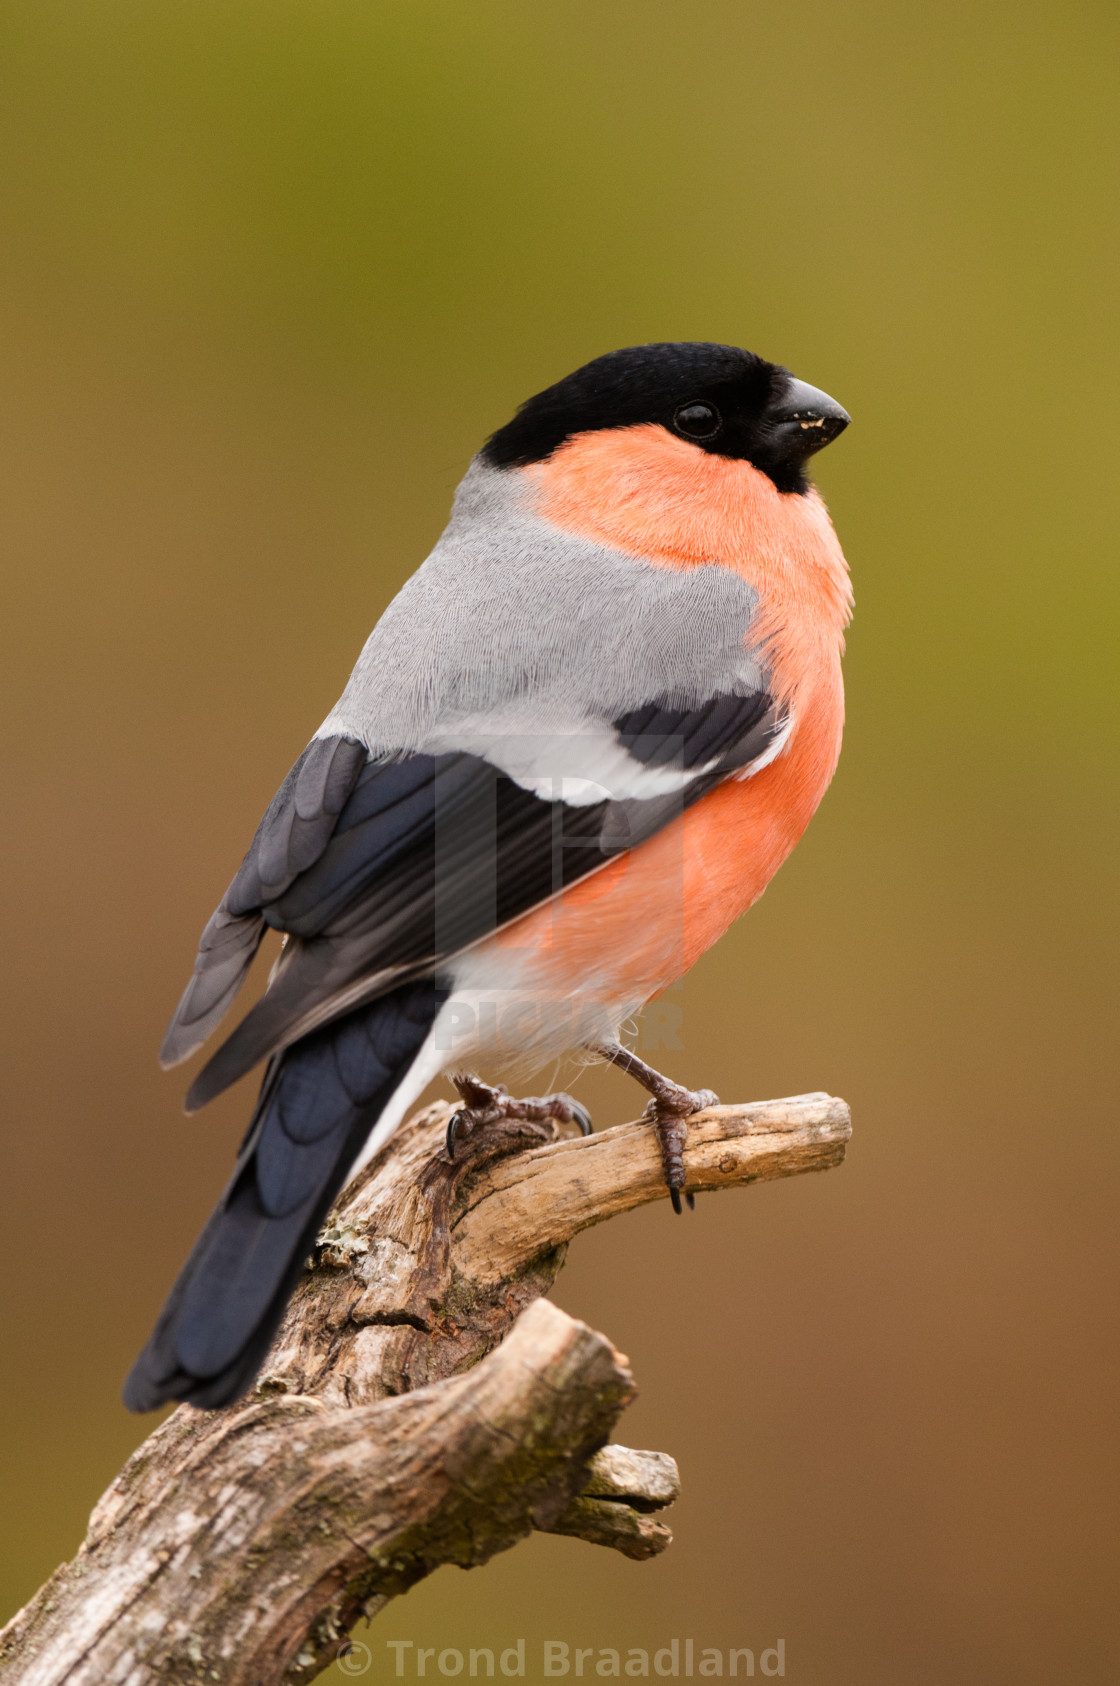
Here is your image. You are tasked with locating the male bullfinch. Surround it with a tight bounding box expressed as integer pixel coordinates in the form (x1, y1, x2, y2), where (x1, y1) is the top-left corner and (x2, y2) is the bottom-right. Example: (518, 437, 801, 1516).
(124, 342, 852, 1412)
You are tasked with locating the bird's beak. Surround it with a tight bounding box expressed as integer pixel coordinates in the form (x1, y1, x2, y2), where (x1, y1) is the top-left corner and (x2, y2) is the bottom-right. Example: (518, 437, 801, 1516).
(768, 377, 851, 456)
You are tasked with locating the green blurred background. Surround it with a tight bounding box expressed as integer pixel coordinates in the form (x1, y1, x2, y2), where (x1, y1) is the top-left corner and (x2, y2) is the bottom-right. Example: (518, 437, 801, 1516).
(0, 2, 1116, 1680)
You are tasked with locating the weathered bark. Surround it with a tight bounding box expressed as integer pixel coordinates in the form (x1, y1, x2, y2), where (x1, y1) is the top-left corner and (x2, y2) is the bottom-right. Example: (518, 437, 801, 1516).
(0, 1092, 850, 1686)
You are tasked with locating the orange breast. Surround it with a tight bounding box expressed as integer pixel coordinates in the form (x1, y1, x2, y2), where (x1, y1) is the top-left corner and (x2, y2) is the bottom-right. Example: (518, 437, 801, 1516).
(491, 663, 843, 998)
(487, 423, 852, 1002)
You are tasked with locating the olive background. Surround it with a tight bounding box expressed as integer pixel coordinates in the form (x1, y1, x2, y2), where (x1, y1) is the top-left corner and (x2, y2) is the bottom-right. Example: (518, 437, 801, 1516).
(0, 4, 1116, 1682)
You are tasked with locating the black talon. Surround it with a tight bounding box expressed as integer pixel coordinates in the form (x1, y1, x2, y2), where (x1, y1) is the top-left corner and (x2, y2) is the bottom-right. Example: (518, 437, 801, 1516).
(571, 1101, 594, 1137)
(446, 1110, 468, 1160)
(669, 1186, 683, 1215)
(685, 1189, 695, 1211)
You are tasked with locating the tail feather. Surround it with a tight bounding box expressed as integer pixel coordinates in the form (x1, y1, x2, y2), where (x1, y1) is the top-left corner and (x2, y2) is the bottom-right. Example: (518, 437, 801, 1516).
(124, 979, 445, 1412)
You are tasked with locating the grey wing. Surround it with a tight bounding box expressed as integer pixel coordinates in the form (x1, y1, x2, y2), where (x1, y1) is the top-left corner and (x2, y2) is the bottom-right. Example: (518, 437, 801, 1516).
(159, 735, 368, 1068)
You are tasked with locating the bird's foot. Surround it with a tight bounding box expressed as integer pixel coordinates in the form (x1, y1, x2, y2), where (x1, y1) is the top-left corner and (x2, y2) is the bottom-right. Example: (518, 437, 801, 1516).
(445, 1073, 593, 1162)
(593, 1041, 717, 1214)
(643, 1084, 719, 1213)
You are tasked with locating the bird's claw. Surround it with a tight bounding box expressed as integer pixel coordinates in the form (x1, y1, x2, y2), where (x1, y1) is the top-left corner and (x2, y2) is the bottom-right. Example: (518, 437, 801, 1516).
(445, 1074, 593, 1162)
(646, 1085, 717, 1215)
(445, 1109, 470, 1160)
(568, 1099, 594, 1137)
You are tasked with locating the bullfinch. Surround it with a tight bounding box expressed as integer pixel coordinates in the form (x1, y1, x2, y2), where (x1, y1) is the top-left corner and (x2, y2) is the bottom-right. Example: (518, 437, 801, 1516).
(124, 341, 852, 1412)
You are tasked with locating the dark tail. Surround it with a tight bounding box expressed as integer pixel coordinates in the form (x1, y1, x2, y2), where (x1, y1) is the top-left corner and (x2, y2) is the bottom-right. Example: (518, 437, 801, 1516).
(124, 979, 445, 1412)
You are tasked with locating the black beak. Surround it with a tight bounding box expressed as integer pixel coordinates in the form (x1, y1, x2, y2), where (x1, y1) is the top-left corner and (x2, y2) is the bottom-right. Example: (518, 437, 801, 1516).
(768, 377, 851, 456)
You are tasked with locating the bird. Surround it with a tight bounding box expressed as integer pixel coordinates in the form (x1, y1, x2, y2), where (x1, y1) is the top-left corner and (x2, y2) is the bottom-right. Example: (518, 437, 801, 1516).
(124, 341, 852, 1413)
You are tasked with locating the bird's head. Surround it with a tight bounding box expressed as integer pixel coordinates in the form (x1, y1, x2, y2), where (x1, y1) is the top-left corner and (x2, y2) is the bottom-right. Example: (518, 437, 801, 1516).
(483, 341, 849, 497)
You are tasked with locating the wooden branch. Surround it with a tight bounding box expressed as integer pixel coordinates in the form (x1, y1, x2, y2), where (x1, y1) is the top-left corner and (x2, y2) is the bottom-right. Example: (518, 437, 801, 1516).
(452, 1092, 852, 1284)
(0, 1093, 850, 1686)
(543, 1444, 681, 1561)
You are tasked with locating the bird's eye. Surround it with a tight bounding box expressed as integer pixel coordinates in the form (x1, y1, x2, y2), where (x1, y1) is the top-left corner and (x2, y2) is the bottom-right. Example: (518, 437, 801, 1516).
(673, 401, 722, 441)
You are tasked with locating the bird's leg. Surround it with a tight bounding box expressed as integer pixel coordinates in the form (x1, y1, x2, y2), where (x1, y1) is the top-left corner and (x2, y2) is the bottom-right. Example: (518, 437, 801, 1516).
(445, 1072, 593, 1161)
(593, 1041, 718, 1214)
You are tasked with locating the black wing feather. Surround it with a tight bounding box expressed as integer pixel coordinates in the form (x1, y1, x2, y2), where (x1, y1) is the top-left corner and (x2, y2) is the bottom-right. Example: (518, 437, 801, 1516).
(614, 689, 775, 770)
(171, 690, 785, 1110)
